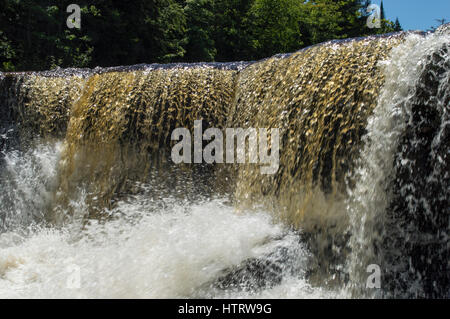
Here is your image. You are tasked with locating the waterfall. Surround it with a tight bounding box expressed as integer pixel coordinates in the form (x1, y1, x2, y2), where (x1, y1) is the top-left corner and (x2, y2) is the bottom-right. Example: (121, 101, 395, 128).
(346, 32, 450, 298)
(0, 26, 448, 298)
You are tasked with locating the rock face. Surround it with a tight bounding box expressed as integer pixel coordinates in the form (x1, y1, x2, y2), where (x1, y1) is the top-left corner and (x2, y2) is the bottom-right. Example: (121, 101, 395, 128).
(436, 22, 450, 35)
(0, 75, 21, 157)
(384, 40, 449, 298)
(382, 46, 450, 298)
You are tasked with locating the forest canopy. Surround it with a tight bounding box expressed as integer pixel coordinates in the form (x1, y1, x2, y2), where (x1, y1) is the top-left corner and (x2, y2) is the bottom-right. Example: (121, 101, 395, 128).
(0, 0, 402, 71)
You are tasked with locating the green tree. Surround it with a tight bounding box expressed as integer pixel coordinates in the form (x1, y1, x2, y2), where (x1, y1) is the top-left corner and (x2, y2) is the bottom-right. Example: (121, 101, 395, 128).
(0, 0, 187, 71)
(82, 0, 186, 66)
(183, 0, 217, 62)
(394, 17, 402, 31)
(249, 0, 305, 59)
(183, 0, 255, 62)
(0, 0, 93, 71)
(301, 0, 367, 46)
(0, 30, 15, 71)
(380, 0, 385, 20)
(210, 0, 255, 61)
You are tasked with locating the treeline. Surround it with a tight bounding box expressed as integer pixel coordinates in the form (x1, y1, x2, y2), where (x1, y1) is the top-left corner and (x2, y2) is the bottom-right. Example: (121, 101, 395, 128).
(0, 0, 402, 71)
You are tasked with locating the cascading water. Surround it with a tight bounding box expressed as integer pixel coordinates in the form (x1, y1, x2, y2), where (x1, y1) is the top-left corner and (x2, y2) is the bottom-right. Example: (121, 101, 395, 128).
(0, 143, 330, 298)
(0, 26, 448, 299)
(346, 32, 450, 298)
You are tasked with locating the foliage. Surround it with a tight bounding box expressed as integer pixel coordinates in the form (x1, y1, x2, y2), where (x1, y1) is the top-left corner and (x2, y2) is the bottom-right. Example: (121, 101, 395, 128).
(249, 0, 305, 59)
(0, 0, 402, 71)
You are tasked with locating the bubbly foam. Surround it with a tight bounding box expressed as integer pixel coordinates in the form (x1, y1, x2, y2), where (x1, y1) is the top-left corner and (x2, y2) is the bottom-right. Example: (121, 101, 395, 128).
(0, 192, 340, 298)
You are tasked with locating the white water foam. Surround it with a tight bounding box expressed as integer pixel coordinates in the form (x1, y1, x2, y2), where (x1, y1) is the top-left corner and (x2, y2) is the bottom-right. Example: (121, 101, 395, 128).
(0, 142, 62, 230)
(0, 143, 340, 298)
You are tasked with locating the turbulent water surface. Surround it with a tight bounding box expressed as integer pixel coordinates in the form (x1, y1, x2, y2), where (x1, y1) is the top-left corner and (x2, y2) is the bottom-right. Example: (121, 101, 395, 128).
(0, 142, 338, 298)
(0, 28, 449, 299)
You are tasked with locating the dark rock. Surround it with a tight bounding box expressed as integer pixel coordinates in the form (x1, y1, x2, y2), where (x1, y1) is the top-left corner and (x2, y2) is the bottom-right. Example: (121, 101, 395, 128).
(383, 42, 449, 298)
(436, 23, 450, 35)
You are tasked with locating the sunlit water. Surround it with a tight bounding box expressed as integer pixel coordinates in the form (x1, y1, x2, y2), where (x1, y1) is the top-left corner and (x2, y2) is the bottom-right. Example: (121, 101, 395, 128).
(0, 32, 448, 299)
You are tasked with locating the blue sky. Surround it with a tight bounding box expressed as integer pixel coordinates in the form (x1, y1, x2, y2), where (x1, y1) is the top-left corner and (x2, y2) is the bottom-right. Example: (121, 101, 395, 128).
(371, 0, 450, 31)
